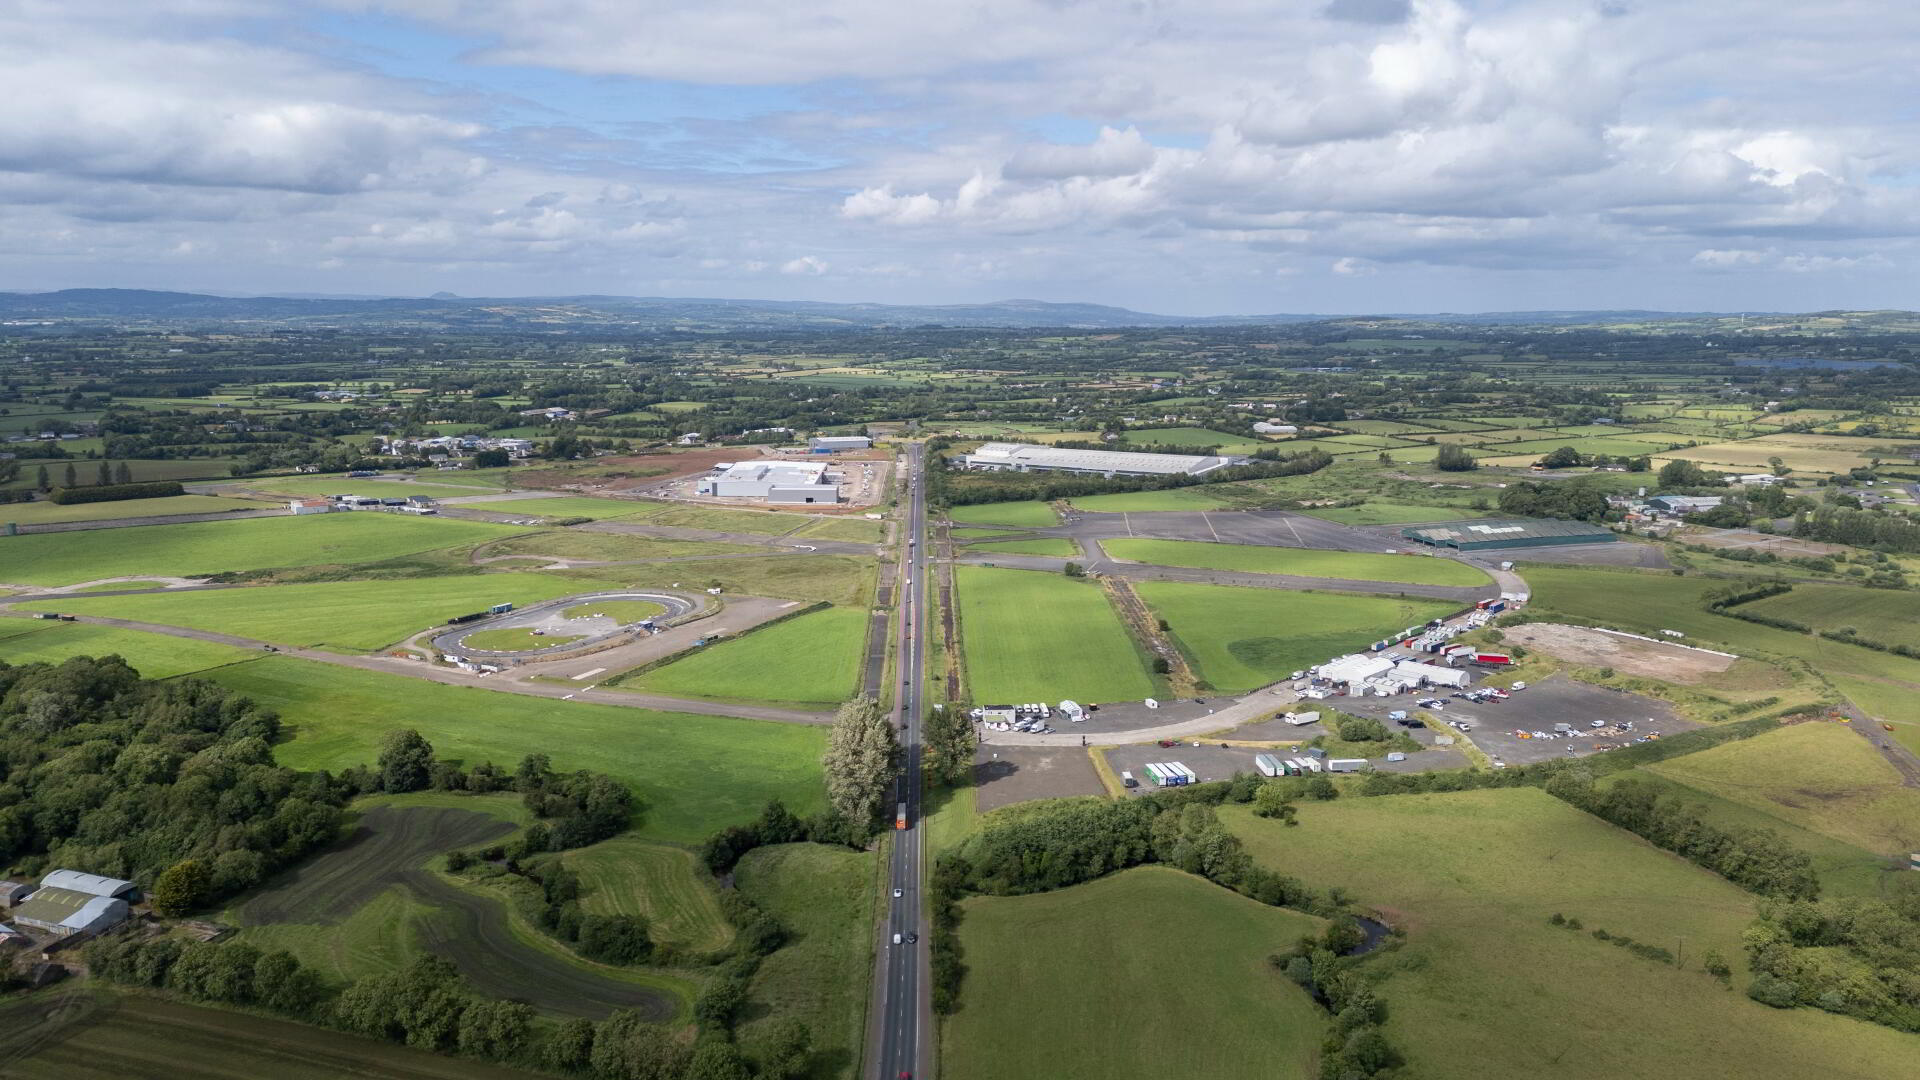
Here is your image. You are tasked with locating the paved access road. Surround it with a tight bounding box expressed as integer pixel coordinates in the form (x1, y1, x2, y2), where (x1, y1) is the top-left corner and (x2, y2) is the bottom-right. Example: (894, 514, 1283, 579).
(869, 444, 931, 1080)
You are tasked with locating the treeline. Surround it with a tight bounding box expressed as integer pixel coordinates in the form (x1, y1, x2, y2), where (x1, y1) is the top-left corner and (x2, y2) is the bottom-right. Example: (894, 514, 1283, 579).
(367, 735, 634, 852)
(1745, 893, 1920, 1032)
(0, 656, 349, 906)
(47, 480, 186, 504)
(931, 447, 1332, 507)
(1496, 480, 1610, 521)
(1793, 504, 1920, 553)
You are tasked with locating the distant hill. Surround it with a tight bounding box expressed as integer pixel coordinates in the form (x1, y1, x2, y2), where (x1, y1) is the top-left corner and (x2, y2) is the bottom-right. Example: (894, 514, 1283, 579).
(1, 288, 1912, 332)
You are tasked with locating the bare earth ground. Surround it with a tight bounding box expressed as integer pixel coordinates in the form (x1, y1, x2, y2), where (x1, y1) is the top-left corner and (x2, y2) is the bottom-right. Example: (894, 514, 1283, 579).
(1502, 622, 1735, 683)
(972, 745, 1107, 811)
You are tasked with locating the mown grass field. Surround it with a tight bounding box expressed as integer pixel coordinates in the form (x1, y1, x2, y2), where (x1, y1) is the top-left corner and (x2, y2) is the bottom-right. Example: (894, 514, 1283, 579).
(955, 566, 1156, 703)
(793, 516, 887, 542)
(735, 844, 877, 1080)
(562, 599, 666, 622)
(0, 513, 528, 585)
(0, 621, 255, 677)
(22, 573, 610, 651)
(1641, 722, 1920, 857)
(479, 530, 761, 562)
(1300, 501, 1491, 526)
(1065, 487, 1231, 511)
(460, 627, 584, 651)
(459, 496, 660, 518)
(947, 500, 1062, 527)
(572, 554, 875, 607)
(1104, 538, 1491, 586)
(1224, 790, 1920, 1080)
(965, 537, 1079, 557)
(203, 655, 828, 842)
(1745, 584, 1920, 649)
(560, 836, 734, 954)
(644, 504, 809, 535)
(0, 493, 262, 526)
(943, 866, 1324, 1080)
(1138, 582, 1456, 693)
(623, 605, 868, 705)
(0, 990, 545, 1080)
(255, 475, 505, 499)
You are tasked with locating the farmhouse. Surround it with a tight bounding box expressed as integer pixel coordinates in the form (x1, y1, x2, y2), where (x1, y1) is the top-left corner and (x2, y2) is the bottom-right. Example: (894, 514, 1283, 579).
(960, 442, 1246, 478)
(809, 435, 871, 453)
(1402, 518, 1615, 551)
(696, 460, 839, 504)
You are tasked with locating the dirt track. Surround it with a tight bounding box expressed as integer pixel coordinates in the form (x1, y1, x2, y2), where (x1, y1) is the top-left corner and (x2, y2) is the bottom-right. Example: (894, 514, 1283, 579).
(239, 806, 673, 1020)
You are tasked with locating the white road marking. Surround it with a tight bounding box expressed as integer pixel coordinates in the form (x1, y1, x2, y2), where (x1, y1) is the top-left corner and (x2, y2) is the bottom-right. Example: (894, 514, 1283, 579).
(1203, 511, 1221, 542)
(571, 667, 606, 680)
(561, 693, 576, 700)
(779, 601, 800, 608)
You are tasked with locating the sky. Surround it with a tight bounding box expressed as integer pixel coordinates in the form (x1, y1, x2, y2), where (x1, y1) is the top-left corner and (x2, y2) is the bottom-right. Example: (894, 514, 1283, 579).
(3, 0, 1916, 315)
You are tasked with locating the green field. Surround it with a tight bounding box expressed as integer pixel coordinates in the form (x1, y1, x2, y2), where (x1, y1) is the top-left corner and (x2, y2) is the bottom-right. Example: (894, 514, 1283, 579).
(459, 496, 662, 518)
(65, 580, 173, 592)
(793, 516, 887, 543)
(480, 530, 761, 562)
(1745, 584, 1920, 648)
(965, 538, 1079, 557)
(1301, 501, 1493, 526)
(460, 627, 584, 651)
(0, 513, 528, 585)
(622, 605, 867, 705)
(1118, 426, 1267, 453)
(1225, 790, 1920, 1080)
(645, 504, 810, 535)
(954, 567, 1156, 703)
(1104, 538, 1491, 587)
(562, 599, 666, 622)
(1065, 488, 1232, 512)
(0, 621, 255, 677)
(23, 573, 608, 651)
(0, 990, 545, 1080)
(560, 835, 735, 954)
(943, 866, 1324, 1080)
(947, 500, 1062, 527)
(575, 554, 875, 607)
(0, 494, 264, 526)
(734, 844, 877, 1080)
(200, 656, 826, 842)
(255, 476, 506, 500)
(1138, 582, 1456, 693)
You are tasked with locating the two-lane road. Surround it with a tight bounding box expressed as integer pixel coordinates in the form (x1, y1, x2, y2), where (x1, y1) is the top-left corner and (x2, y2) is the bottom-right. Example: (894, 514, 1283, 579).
(872, 443, 932, 1080)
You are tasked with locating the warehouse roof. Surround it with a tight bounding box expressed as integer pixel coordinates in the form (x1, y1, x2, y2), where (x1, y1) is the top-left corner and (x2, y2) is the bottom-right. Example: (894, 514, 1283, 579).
(709, 460, 829, 485)
(1401, 519, 1613, 544)
(40, 870, 135, 898)
(1319, 654, 1394, 684)
(964, 442, 1242, 476)
(12, 887, 127, 933)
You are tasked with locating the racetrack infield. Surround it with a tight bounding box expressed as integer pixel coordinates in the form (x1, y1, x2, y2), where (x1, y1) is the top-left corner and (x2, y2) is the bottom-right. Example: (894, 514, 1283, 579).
(238, 806, 675, 1020)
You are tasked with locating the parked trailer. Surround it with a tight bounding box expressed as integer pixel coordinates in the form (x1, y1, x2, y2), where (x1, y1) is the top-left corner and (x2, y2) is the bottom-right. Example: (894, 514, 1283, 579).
(1472, 652, 1513, 666)
(488, 602, 514, 615)
(1283, 711, 1321, 727)
(1254, 753, 1284, 778)
(1168, 763, 1197, 785)
(1294, 757, 1323, 773)
(1328, 758, 1368, 773)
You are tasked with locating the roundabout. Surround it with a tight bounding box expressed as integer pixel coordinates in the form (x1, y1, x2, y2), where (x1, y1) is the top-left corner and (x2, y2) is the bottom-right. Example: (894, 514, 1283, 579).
(428, 589, 701, 658)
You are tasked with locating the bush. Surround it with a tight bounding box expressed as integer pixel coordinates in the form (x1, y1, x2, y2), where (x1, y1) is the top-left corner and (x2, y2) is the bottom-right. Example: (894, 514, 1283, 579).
(47, 481, 186, 504)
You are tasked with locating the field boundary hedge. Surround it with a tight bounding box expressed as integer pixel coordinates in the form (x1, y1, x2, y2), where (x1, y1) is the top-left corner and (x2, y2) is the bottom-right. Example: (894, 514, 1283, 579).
(48, 481, 186, 504)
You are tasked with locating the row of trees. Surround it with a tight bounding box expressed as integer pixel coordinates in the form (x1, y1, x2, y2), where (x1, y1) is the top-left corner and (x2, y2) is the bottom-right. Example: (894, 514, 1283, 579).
(1792, 504, 1920, 553)
(1744, 892, 1920, 1031)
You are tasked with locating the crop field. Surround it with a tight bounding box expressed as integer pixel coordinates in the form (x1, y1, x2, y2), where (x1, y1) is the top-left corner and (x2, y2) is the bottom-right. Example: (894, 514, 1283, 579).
(560, 836, 734, 954)
(0, 621, 255, 677)
(943, 866, 1324, 1080)
(0, 513, 528, 585)
(579, 554, 875, 606)
(1641, 722, 1920, 857)
(965, 537, 1079, 557)
(955, 566, 1155, 702)
(1066, 487, 1233, 511)
(234, 803, 685, 1019)
(458, 496, 661, 518)
(22, 572, 610, 651)
(0, 493, 262, 526)
(0, 991, 544, 1080)
(1301, 501, 1492, 526)
(622, 605, 867, 705)
(479, 530, 762, 562)
(1224, 791, 1920, 1080)
(1744, 584, 1920, 648)
(204, 656, 827, 842)
(1104, 538, 1491, 586)
(1138, 582, 1456, 693)
(734, 844, 877, 1080)
(1658, 432, 1920, 475)
(947, 500, 1062, 527)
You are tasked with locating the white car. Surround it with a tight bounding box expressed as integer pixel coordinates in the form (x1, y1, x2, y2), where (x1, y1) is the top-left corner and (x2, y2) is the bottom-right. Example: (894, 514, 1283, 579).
(893, 887, 903, 899)
(892, 933, 903, 945)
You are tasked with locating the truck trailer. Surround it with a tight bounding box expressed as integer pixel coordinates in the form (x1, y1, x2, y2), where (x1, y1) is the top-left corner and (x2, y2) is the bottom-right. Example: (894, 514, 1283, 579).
(1327, 758, 1368, 773)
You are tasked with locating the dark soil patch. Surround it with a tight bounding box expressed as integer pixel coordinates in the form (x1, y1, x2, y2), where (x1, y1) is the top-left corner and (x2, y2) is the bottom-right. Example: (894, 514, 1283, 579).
(240, 807, 512, 926)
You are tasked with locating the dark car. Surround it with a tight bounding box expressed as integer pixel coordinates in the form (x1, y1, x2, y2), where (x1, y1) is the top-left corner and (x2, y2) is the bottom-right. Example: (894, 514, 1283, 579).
(1157, 739, 1179, 748)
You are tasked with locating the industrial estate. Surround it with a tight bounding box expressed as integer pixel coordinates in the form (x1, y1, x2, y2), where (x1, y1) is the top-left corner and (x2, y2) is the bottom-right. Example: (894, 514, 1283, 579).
(0, 297, 1917, 1080)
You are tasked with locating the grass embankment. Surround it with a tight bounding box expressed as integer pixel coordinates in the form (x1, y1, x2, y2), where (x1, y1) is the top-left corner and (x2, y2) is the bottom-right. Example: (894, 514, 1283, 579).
(202, 656, 827, 843)
(942, 866, 1324, 1080)
(1224, 790, 1920, 1080)
(947, 501, 1061, 528)
(734, 844, 877, 1080)
(0, 622, 256, 678)
(621, 606, 868, 706)
(1137, 581, 1456, 693)
(954, 566, 1156, 703)
(561, 835, 735, 954)
(22, 572, 616, 652)
(0, 513, 529, 586)
(1105, 538, 1490, 587)
(0, 494, 259, 526)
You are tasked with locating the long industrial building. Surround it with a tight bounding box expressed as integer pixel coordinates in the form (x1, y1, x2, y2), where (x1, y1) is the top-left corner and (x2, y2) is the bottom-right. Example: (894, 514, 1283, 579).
(696, 460, 839, 504)
(1401, 518, 1615, 551)
(960, 442, 1246, 478)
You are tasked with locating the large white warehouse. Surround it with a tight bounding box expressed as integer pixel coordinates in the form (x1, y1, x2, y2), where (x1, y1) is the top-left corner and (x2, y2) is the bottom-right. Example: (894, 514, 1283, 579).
(960, 442, 1246, 478)
(697, 461, 839, 504)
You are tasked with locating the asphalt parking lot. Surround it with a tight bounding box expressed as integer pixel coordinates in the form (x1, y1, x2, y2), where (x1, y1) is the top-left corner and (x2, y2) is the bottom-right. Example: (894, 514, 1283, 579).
(972, 745, 1107, 811)
(1104, 743, 1264, 794)
(1342, 672, 1696, 766)
(975, 696, 1247, 740)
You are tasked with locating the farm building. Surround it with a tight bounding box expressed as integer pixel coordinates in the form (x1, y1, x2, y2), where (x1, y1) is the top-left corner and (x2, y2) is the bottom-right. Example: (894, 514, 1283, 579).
(809, 435, 871, 453)
(11, 888, 127, 938)
(696, 460, 839, 504)
(40, 870, 137, 899)
(1253, 422, 1298, 435)
(287, 498, 333, 515)
(1401, 518, 1615, 551)
(0, 882, 32, 907)
(960, 442, 1246, 478)
(1647, 495, 1724, 515)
